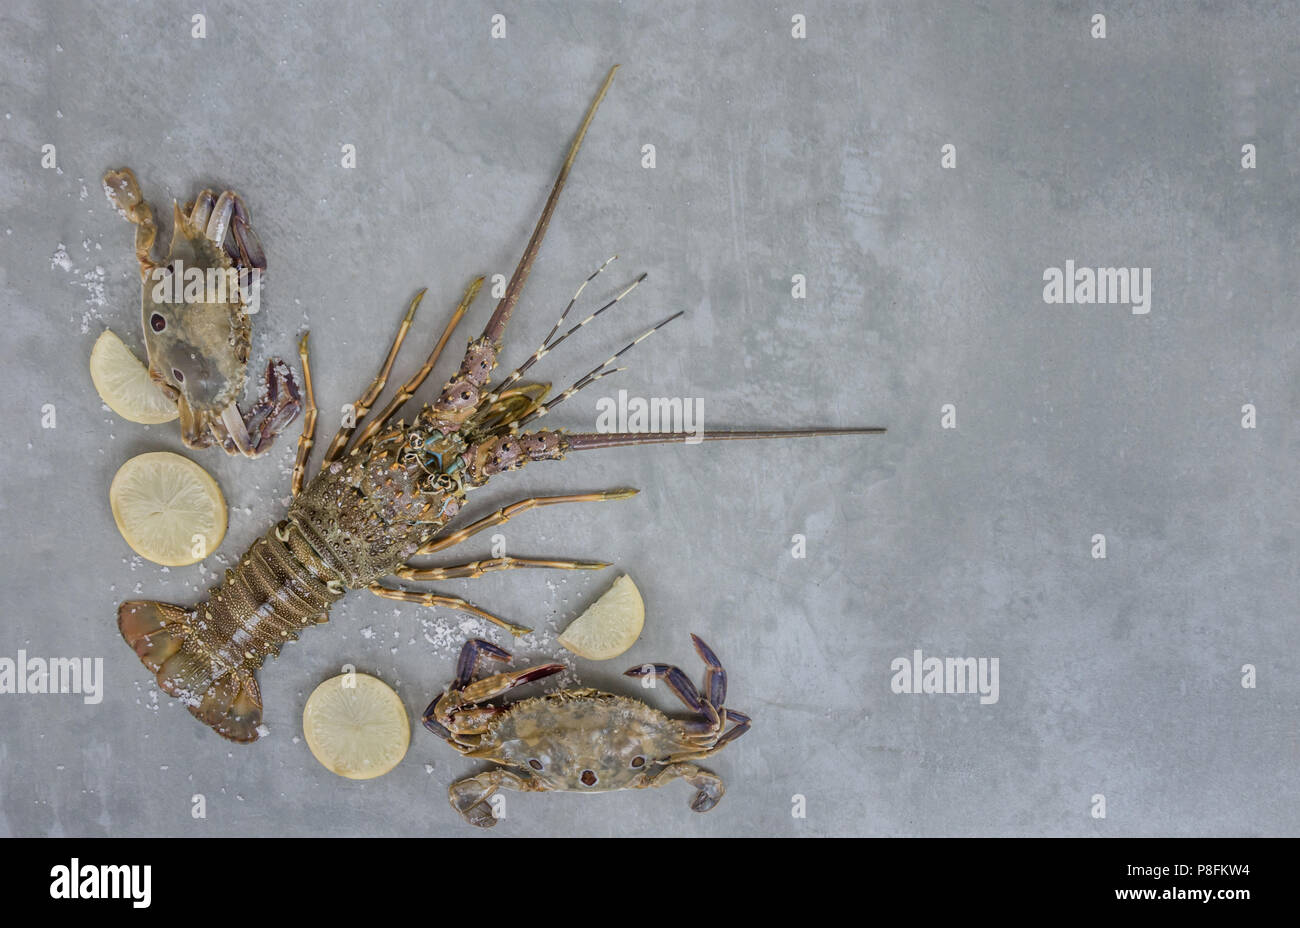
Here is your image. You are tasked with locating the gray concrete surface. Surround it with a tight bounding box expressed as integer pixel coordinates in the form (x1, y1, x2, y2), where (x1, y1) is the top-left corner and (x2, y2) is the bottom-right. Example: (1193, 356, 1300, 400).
(0, 1, 1296, 837)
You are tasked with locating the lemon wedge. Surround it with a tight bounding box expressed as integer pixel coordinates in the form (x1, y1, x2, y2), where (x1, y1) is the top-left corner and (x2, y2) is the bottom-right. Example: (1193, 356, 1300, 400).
(558, 574, 646, 660)
(89, 329, 178, 424)
(109, 451, 227, 566)
(303, 673, 410, 779)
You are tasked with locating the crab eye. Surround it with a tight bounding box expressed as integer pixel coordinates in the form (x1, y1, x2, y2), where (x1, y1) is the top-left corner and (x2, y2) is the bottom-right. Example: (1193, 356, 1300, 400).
(580, 770, 598, 787)
(172, 368, 185, 383)
(150, 313, 166, 332)
(630, 756, 646, 769)
(528, 759, 543, 771)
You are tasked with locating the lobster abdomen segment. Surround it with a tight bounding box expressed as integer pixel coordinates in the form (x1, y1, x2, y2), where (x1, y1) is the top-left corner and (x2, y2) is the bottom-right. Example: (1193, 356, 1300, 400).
(118, 522, 344, 742)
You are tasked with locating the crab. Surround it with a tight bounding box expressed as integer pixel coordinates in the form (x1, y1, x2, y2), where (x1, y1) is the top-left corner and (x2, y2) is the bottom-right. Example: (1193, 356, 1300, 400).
(424, 635, 751, 827)
(102, 167, 300, 456)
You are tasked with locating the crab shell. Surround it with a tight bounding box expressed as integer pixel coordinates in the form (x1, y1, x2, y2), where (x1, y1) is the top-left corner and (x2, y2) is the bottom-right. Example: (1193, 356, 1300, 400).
(467, 689, 692, 791)
(141, 203, 253, 447)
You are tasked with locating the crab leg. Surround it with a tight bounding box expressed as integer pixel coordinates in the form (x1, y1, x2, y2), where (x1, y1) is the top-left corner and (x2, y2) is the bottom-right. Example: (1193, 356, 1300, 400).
(102, 168, 160, 277)
(448, 769, 543, 828)
(291, 333, 318, 495)
(692, 633, 726, 706)
(452, 638, 511, 688)
(321, 289, 427, 464)
(393, 555, 608, 582)
(676, 707, 750, 749)
(366, 583, 531, 636)
(624, 662, 718, 725)
(416, 489, 636, 556)
(714, 709, 752, 748)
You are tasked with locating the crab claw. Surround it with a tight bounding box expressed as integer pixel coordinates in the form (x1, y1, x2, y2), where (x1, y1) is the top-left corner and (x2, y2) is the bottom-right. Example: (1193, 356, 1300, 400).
(239, 357, 303, 456)
(687, 771, 724, 813)
(199, 358, 300, 457)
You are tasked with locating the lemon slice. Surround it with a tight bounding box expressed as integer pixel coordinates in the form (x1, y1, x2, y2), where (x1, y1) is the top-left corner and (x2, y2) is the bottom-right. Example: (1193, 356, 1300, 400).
(109, 451, 227, 566)
(89, 329, 178, 424)
(558, 574, 646, 660)
(302, 673, 410, 779)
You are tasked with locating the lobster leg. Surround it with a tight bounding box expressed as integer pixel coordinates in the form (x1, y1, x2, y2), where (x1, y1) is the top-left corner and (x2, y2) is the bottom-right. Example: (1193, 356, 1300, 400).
(416, 489, 637, 555)
(366, 583, 531, 636)
(102, 167, 160, 278)
(320, 289, 427, 465)
(291, 333, 318, 495)
(448, 769, 542, 828)
(350, 277, 481, 451)
(392, 555, 608, 581)
(643, 762, 725, 813)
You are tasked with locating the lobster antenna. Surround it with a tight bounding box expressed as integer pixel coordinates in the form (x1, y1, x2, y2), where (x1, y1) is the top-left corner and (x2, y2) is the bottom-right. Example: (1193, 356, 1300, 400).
(486, 260, 645, 403)
(480, 65, 619, 349)
(538, 255, 618, 349)
(514, 311, 684, 428)
(561, 427, 887, 452)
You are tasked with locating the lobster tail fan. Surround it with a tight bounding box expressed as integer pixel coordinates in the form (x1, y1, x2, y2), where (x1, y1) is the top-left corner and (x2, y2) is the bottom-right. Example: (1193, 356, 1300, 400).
(118, 600, 196, 680)
(190, 673, 263, 743)
(117, 600, 263, 743)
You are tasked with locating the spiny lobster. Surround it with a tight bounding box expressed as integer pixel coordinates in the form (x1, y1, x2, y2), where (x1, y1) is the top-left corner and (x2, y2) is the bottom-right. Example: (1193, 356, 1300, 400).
(118, 66, 885, 742)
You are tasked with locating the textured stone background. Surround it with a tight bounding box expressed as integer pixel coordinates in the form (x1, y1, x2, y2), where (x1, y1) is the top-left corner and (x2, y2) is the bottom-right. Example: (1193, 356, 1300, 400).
(0, 1, 1295, 836)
